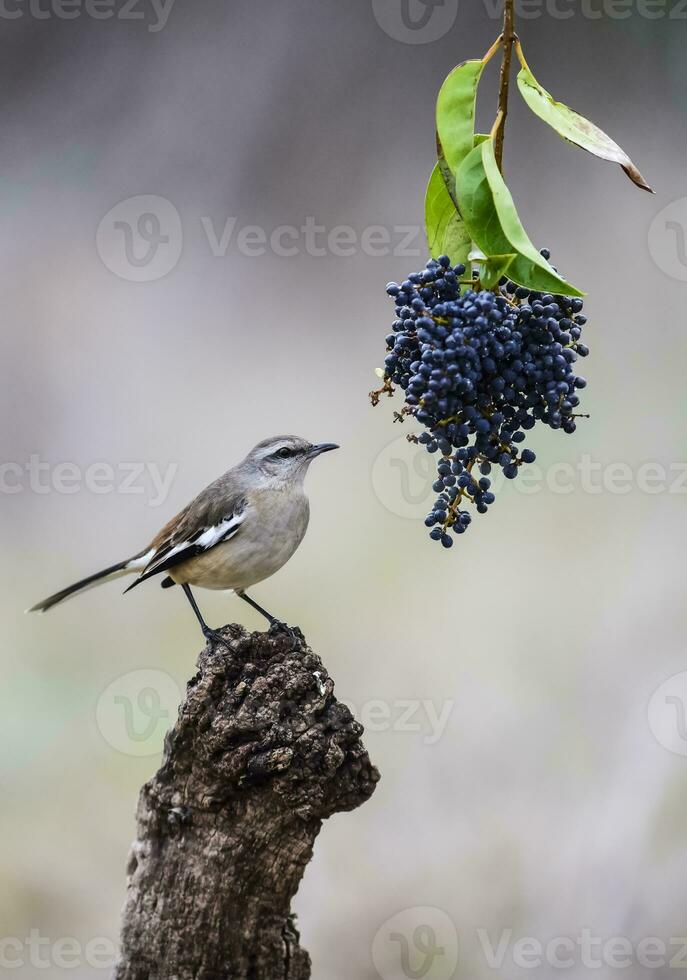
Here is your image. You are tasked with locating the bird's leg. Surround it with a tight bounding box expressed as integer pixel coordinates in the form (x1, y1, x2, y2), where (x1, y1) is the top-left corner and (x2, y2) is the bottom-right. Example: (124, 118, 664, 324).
(181, 584, 229, 648)
(237, 591, 293, 636)
(237, 590, 278, 624)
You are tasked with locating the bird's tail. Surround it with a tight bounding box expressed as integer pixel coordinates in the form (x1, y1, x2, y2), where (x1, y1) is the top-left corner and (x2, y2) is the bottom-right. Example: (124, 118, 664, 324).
(26, 552, 152, 614)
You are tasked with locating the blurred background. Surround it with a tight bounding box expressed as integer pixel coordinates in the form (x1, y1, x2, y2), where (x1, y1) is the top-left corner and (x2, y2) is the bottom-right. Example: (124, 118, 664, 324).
(2, 1, 687, 977)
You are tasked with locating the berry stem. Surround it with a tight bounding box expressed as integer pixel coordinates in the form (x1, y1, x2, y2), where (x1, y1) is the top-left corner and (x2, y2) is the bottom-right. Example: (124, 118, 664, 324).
(482, 35, 503, 66)
(369, 377, 395, 407)
(514, 38, 530, 71)
(493, 0, 516, 174)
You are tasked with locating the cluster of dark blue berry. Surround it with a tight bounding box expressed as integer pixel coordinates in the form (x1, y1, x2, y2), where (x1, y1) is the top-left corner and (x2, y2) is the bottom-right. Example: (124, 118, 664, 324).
(373, 252, 588, 547)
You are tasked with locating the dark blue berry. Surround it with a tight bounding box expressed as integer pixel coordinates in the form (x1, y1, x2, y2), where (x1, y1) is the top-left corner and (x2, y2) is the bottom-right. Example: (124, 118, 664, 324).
(377, 251, 588, 546)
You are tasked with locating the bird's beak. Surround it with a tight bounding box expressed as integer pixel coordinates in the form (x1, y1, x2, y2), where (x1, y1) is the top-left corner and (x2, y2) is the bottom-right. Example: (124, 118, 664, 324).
(309, 442, 339, 457)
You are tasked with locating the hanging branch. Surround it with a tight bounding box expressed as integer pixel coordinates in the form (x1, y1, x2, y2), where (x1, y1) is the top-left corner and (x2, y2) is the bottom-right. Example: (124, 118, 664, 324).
(425, 0, 649, 270)
(494, 0, 516, 173)
(379, 0, 651, 549)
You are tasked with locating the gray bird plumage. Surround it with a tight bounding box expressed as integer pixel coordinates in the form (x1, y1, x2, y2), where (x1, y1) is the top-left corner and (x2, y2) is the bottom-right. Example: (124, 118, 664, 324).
(27, 435, 338, 634)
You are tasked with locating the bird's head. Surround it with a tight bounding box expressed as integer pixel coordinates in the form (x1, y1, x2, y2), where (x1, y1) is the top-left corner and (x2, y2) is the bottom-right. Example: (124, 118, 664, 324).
(244, 435, 339, 485)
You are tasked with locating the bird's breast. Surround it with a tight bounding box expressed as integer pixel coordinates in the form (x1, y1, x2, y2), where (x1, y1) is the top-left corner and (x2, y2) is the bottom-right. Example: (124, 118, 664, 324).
(171, 489, 310, 591)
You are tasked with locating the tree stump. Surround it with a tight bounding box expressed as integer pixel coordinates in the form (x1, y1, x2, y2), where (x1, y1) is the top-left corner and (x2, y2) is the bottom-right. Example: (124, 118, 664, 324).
(113, 624, 379, 980)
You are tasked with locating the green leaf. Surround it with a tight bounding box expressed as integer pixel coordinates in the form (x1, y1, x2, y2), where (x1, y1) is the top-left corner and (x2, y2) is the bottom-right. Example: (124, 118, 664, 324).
(425, 163, 471, 267)
(517, 66, 652, 192)
(481, 139, 584, 293)
(437, 150, 460, 211)
(436, 131, 490, 214)
(436, 60, 485, 175)
(426, 135, 492, 266)
(479, 254, 518, 290)
(455, 139, 584, 296)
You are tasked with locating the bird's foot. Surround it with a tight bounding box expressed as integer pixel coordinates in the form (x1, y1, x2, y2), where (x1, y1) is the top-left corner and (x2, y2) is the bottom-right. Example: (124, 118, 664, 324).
(268, 619, 302, 644)
(202, 626, 232, 650)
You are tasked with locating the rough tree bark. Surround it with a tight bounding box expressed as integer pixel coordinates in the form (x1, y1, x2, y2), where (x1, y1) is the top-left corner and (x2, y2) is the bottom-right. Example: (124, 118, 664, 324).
(113, 624, 379, 980)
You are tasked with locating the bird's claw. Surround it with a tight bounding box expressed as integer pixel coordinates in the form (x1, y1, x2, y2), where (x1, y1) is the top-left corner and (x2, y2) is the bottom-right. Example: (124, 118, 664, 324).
(268, 619, 301, 643)
(203, 627, 232, 650)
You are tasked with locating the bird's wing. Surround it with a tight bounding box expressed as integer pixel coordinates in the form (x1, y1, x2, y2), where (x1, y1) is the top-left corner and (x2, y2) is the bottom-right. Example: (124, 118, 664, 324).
(124, 486, 249, 591)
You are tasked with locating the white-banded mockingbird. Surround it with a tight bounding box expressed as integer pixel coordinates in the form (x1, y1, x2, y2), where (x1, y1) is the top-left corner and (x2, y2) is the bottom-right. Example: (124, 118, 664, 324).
(28, 435, 338, 641)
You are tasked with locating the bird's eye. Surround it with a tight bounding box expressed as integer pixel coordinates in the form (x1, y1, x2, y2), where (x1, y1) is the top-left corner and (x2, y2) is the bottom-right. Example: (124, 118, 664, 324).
(277, 447, 292, 459)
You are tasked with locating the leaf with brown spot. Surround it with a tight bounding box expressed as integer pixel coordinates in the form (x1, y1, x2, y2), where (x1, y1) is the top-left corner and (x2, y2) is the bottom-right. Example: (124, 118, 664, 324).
(517, 66, 652, 193)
